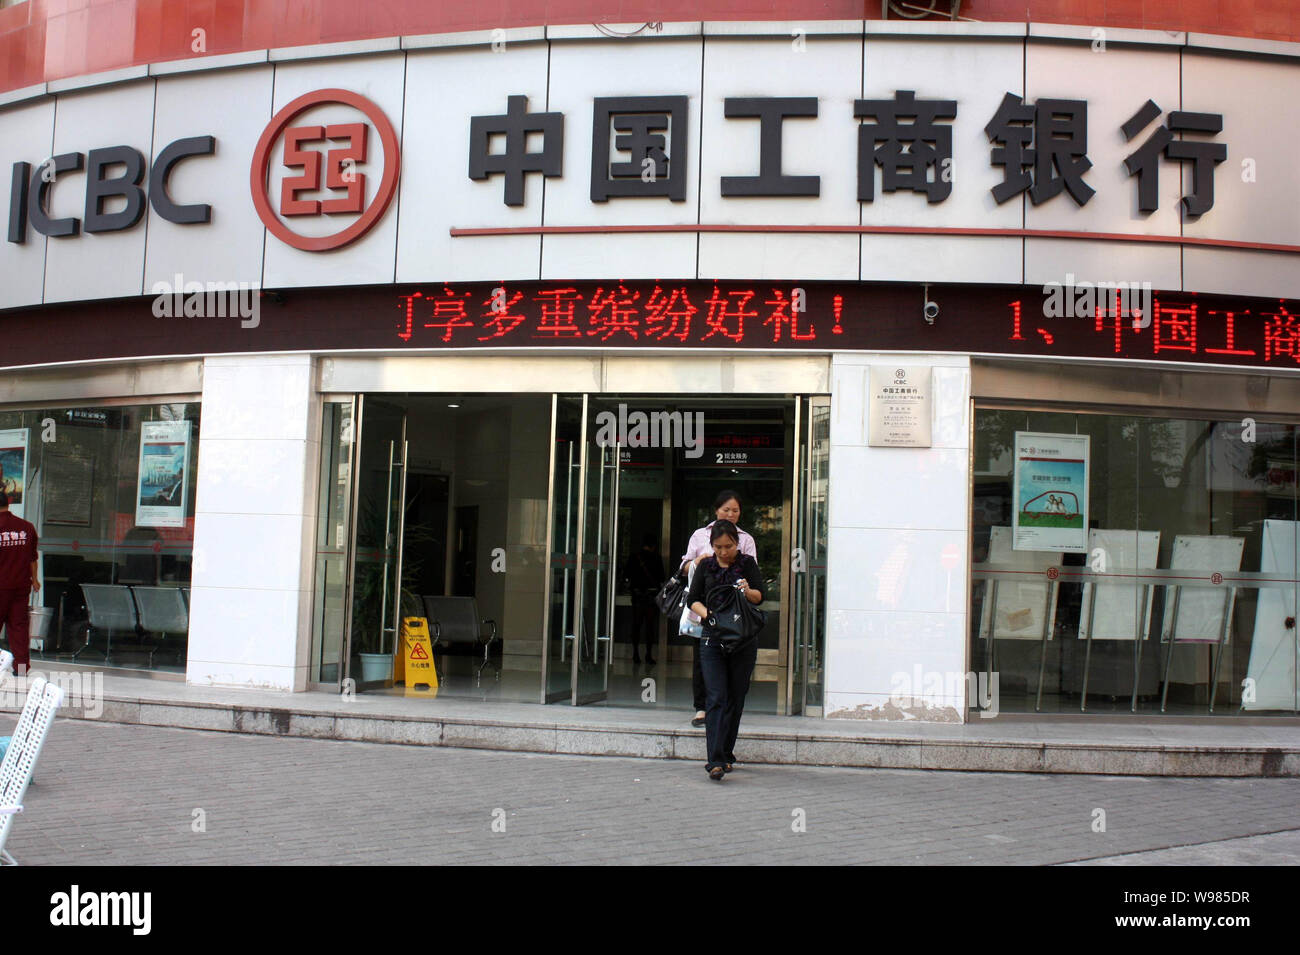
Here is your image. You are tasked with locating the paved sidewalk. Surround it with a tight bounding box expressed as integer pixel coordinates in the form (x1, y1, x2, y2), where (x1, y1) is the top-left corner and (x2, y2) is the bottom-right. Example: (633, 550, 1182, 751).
(5, 718, 1298, 865)
(9, 670, 1298, 777)
(1074, 830, 1300, 865)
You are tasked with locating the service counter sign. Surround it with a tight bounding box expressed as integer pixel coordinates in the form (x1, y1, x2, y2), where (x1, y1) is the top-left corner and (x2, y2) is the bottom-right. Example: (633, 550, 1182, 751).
(1013, 432, 1089, 553)
(136, 421, 191, 528)
(869, 366, 932, 447)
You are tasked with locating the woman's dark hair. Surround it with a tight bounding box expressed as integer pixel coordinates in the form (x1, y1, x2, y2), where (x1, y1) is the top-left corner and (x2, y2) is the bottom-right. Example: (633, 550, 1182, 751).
(709, 519, 740, 544)
(712, 489, 741, 511)
(0, 490, 7, 507)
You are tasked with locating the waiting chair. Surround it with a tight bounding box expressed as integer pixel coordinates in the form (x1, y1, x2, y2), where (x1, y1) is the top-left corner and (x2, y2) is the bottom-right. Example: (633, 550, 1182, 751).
(77, 584, 139, 663)
(131, 587, 189, 667)
(420, 596, 499, 685)
(0, 676, 64, 865)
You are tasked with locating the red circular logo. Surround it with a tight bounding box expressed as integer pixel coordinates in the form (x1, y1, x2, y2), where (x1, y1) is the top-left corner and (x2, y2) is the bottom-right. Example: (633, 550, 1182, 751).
(1211, 572, 1224, 585)
(249, 89, 400, 252)
(1046, 567, 1060, 580)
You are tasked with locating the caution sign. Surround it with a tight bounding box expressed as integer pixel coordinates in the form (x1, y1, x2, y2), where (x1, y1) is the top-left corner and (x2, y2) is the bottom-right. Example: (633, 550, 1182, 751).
(396, 617, 438, 697)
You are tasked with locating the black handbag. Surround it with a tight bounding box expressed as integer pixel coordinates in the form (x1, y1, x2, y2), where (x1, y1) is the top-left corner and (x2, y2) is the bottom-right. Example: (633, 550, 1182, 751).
(654, 572, 688, 616)
(704, 583, 766, 647)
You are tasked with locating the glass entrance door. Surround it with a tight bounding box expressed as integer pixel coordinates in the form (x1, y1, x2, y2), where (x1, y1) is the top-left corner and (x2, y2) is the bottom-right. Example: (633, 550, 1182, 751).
(542, 395, 621, 705)
(344, 396, 408, 691)
(576, 400, 622, 704)
(789, 396, 830, 715)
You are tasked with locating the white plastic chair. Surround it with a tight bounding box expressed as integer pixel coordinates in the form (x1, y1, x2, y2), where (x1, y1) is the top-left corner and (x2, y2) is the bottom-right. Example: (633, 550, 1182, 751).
(0, 677, 64, 865)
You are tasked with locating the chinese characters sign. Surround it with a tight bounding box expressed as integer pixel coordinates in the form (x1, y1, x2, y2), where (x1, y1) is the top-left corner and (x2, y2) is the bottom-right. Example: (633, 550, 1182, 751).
(2, 281, 1298, 370)
(469, 91, 1226, 216)
(385, 281, 1300, 372)
(869, 366, 932, 447)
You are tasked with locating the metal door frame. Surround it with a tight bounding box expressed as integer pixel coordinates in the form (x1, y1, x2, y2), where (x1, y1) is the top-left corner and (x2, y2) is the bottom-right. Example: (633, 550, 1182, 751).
(340, 394, 409, 692)
(788, 394, 831, 716)
(539, 394, 623, 705)
(307, 395, 358, 692)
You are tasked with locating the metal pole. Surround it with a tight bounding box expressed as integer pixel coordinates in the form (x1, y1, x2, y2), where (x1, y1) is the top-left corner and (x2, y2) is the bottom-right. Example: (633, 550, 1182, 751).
(1131, 582, 1151, 712)
(604, 443, 621, 674)
(560, 439, 574, 662)
(379, 439, 395, 657)
(1036, 579, 1057, 713)
(1160, 586, 1183, 712)
(1209, 587, 1233, 713)
(592, 442, 606, 664)
(1080, 578, 1099, 712)
(391, 436, 409, 659)
(986, 579, 1000, 700)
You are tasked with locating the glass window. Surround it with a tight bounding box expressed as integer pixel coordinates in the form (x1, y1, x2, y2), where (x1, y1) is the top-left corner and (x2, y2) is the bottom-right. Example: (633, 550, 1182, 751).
(0, 402, 200, 673)
(971, 407, 1298, 716)
(310, 401, 353, 684)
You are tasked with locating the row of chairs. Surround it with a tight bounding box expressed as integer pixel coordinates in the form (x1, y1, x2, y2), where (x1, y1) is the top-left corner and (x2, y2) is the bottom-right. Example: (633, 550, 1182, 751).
(74, 584, 189, 667)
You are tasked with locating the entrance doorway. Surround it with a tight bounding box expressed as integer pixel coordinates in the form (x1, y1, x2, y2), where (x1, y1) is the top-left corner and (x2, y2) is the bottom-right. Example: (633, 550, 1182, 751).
(309, 391, 827, 714)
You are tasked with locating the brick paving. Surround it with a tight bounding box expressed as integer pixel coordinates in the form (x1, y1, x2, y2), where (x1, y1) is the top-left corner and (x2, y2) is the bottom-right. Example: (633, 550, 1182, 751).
(6, 717, 1299, 865)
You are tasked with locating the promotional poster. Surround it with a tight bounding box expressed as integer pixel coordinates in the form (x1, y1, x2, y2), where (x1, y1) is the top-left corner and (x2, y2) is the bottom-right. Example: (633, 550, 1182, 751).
(1013, 432, 1090, 554)
(0, 428, 29, 520)
(136, 421, 191, 529)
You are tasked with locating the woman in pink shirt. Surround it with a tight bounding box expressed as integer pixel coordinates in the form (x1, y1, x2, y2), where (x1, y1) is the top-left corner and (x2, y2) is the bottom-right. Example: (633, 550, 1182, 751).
(679, 490, 757, 727)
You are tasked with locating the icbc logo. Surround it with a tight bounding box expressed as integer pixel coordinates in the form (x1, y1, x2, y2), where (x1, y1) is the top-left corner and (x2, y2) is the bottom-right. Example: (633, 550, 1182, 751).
(250, 89, 400, 252)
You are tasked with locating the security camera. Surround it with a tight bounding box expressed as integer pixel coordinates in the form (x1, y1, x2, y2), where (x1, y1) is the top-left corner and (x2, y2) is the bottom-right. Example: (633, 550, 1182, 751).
(921, 283, 938, 324)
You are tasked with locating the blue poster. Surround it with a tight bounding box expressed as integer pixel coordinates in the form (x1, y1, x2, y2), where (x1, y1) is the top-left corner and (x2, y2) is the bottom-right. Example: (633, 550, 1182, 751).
(1013, 432, 1089, 553)
(136, 420, 191, 528)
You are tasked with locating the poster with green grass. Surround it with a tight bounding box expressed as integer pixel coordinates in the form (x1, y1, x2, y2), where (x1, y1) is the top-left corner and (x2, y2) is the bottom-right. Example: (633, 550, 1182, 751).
(1013, 432, 1089, 553)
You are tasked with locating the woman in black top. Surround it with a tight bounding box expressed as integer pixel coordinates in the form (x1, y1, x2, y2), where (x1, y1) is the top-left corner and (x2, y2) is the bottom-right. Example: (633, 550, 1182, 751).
(685, 520, 763, 781)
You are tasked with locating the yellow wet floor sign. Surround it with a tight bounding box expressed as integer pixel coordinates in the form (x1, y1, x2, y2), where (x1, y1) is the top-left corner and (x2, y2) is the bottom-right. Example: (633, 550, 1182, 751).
(396, 617, 438, 697)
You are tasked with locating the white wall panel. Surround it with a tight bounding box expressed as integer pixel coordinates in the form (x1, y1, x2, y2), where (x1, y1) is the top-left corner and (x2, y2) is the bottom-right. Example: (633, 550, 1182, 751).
(860, 37, 1025, 284)
(863, 233, 1019, 284)
(1182, 52, 1300, 248)
(397, 43, 549, 284)
(698, 37, 860, 280)
(1182, 247, 1300, 300)
(43, 79, 155, 304)
(259, 53, 406, 289)
(189, 355, 315, 691)
(1180, 51, 1300, 299)
(1023, 43, 1182, 289)
(1024, 234, 1182, 291)
(145, 66, 273, 294)
(825, 352, 973, 721)
(541, 38, 702, 279)
(0, 99, 54, 309)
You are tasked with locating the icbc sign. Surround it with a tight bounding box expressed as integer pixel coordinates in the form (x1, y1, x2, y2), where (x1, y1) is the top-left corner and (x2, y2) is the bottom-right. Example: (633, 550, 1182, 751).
(249, 89, 400, 252)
